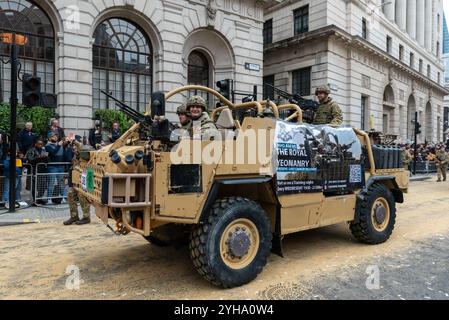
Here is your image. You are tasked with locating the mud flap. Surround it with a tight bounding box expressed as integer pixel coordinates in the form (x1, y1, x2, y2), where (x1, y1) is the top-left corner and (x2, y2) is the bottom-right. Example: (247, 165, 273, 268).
(271, 233, 284, 258)
(95, 205, 109, 225)
(271, 205, 284, 258)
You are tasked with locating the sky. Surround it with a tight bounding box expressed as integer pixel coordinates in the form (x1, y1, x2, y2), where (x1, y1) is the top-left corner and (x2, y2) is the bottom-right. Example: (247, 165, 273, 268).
(445, 0, 449, 22)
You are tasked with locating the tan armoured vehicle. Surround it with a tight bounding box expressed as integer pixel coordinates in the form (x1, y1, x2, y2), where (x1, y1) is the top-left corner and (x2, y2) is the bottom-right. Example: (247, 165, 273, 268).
(73, 85, 409, 288)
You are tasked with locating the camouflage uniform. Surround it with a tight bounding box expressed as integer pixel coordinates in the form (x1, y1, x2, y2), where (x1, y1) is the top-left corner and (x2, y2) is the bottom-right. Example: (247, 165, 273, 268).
(435, 150, 448, 182)
(186, 95, 219, 140)
(313, 86, 343, 126)
(403, 149, 412, 170)
(177, 104, 191, 130)
(170, 105, 191, 142)
(68, 188, 90, 219)
(64, 144, 92, 225)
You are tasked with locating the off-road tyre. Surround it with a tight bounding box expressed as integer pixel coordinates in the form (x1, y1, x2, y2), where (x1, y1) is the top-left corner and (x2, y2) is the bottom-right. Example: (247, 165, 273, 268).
(189, 197, 272, 288)
(350, 183, 396, 244)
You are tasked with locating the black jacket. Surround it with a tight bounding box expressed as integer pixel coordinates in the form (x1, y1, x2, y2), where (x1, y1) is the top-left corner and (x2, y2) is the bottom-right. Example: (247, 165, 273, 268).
(18, 129, 37, 154)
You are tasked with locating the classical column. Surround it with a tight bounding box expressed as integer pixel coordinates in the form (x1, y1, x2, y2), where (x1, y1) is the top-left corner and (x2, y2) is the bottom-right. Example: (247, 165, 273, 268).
(425, 0, 433, 51)
(406, 0, 417, 39)
(395, 0, 407, 31)
(416, 0, 425, 45)
(384, 0, 396, 21)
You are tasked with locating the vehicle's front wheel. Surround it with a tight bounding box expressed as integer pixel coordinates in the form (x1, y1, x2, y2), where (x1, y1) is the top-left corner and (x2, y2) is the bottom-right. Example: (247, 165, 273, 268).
(350, 183, 396, 244)
(189, 197, 272, 288)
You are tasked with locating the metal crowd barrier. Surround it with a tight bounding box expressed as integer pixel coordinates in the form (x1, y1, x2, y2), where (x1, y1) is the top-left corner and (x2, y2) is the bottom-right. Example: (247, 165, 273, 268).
(34, 162, 71, 204)
(409, 161, 446, 174)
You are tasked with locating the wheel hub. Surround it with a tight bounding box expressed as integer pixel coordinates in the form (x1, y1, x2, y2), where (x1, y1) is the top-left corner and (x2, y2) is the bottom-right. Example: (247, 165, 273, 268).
(374, 204, 387, 225)
(228, 229, 251, 258)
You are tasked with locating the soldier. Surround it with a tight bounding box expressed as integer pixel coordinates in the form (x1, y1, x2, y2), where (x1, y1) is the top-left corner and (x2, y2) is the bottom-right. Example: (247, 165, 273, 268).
(170, 105, 191, 142)
(186, 95, 219, 139)
(177, 104, 191, 130)
(63, 139, 93, 225)
(313, 85, 343, 126)
(402, 147, 413, 171)
(435, 146, 448, 182)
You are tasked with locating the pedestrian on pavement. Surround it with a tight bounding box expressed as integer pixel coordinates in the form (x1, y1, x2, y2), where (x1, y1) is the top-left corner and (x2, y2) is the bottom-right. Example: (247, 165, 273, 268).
(435, 146, 448, 182)
(64, 141, 92, 226)
(18, 122, 37, 155)
(26, 138, 49, 205)
(2, 146, 26, 209)
(109, 121, 121, 143)
(89, 119, 110, 149)
(45, 132, 68, 204)
(48, 118, 65, 142)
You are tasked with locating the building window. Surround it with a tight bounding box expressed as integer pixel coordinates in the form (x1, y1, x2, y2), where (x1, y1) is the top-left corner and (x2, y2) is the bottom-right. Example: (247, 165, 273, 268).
(409, 52, 414, 69)
(361, 96, 368, 131)
(362, 18, 368, 39)
(292, 67, 311, 96)
(0, 0, 55, 103)
(419, 59, 423, 73)
(386, 36, 392, 54)
(187, 50, 210, 102)
(93, 18, 152, 112)
(188, 51, 209, 87)
(438, 72, 441, 84)
(293, 5, 309, 35)
(263, 75, 275, 100)
(263, 19, 273, 45)
(399, 45, 404, 61)
(427, 64, 431, 78)
(436, 41, 440, 57)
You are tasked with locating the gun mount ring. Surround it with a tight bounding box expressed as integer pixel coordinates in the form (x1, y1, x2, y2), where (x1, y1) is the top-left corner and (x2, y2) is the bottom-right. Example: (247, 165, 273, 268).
(165, 85, 264, 116)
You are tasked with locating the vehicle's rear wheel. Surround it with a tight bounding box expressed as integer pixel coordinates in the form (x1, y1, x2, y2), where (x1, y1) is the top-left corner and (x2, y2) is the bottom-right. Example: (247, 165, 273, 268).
(189, 197, 272, 288)
(350, 183, 396, 244)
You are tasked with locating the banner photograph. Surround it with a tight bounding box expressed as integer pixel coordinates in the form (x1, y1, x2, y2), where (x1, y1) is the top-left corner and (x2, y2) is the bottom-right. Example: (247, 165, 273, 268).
(274, 122, 365, 195)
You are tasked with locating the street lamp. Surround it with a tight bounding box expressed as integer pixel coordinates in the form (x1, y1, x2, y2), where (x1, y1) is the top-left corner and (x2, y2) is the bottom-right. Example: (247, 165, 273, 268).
(0, 32, 28, 212)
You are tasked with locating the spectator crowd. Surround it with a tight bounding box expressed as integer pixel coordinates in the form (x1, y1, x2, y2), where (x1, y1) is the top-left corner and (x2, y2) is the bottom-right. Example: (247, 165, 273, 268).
(401, 141, 449, 180)
(0, 119, 121, 209)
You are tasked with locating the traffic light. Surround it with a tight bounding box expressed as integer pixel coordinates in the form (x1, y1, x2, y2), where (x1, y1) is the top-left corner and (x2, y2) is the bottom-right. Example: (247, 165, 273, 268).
(40, 93, 57, 108)
(415, 121, 422, 135)
(22, 74, 41, 107)
(216, 79, 232, 100)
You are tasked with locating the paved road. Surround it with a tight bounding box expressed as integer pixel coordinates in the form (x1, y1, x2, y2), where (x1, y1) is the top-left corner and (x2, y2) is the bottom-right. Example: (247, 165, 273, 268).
(0, 204, 93, 226)
(0, 179, 448, 300)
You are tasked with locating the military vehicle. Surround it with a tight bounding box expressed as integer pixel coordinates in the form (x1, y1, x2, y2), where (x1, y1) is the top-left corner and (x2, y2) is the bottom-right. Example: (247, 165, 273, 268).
(73, 85, 409, 288)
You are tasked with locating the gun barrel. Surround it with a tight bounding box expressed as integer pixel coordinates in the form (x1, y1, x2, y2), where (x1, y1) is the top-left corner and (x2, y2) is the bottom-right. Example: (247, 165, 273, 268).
(264, 84, 319, 112)
(101, 90, 145, 123)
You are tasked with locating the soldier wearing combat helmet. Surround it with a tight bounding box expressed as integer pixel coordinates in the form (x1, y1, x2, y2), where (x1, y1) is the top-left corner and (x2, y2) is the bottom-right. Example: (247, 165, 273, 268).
(176, 104, 191, 130)
(186, 95, 219, 139)
(313, 85, 343, 126)
(64, 138, 93, 226)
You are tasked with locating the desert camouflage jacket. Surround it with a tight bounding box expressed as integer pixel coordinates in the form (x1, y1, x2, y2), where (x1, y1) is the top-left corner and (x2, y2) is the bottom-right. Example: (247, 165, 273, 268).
(313, 98, 343, 126)
(189, 112, 219, 140)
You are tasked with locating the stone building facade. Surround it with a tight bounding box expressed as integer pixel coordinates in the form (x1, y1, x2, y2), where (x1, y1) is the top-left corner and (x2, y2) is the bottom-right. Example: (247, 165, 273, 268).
(0, 0, 265, 134)
(264, 0, 448, 143)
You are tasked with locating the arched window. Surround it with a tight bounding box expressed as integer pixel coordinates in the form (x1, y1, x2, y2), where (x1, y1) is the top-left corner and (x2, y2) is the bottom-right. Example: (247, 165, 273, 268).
(187, 50, 210, 102)
(0, 0, 55, 103)
(93, 18, 152, 112)
(188, 50, 209, 87)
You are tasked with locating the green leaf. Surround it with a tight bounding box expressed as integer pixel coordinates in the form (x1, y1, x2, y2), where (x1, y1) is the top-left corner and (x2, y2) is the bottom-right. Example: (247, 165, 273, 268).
(0, 103, 55, 137)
